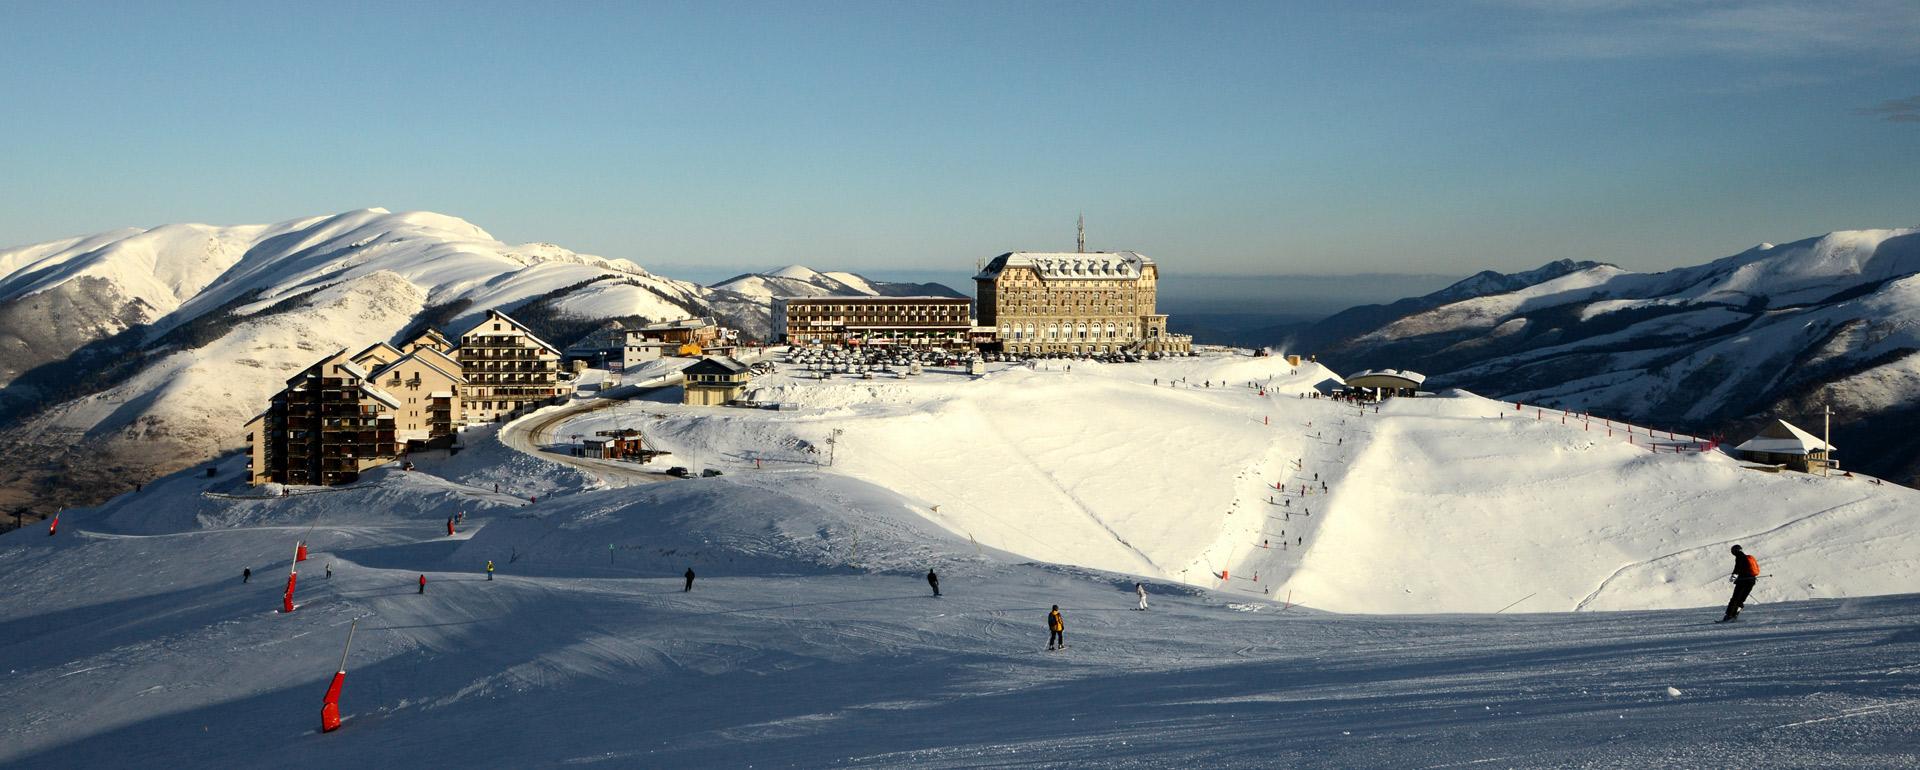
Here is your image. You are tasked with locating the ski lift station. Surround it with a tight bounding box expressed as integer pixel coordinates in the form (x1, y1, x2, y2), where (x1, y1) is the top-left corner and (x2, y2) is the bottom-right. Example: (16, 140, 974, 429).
(1343, 369, 1427, 399)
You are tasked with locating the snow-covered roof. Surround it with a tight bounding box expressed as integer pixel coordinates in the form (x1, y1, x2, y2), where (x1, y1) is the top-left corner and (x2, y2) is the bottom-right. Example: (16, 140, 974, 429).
(1345, 369, 1427, 389)
(973, 252, 1153, 281)
(336, 360, 372, 381)
(360, 384, 402, 410)
(456, 309, 561, 356)
(350, 341, 403, 365)
(1734, 419, 1834, 455)
(685, 356, 750, 376)
(369, 348, 468, 386)
(635, 317, 714, 332)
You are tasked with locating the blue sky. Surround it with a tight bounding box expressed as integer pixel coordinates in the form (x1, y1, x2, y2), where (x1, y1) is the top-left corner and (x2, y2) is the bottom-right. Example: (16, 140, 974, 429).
(1, 1, 1915, 278)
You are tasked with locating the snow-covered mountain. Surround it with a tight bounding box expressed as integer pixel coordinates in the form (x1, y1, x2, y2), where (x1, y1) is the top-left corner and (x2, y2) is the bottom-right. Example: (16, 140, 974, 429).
(0, 209, 720, 512)
(1271, 258, 1606, 353)
(1315, 228, 1920, 484)
(711, 264, 965, 301)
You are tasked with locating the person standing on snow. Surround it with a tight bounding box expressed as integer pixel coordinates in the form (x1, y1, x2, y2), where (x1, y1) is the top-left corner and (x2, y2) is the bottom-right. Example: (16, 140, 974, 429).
(418, 574, 427, 594)
(1720, 545, 1760, 622)
(1047, 606, 1065, 650)
(1135, 582, 1149, 611)
(684, 568, 696, 592)
(486, 560, 495, 581)
(243, 568, 251, 584)
(927, 569, 940, 597)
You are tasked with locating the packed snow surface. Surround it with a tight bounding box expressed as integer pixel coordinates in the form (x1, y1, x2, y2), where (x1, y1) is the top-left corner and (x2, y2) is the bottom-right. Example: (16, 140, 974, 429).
(562, 353, 1920, 614)
(4, 352, 1918, 766)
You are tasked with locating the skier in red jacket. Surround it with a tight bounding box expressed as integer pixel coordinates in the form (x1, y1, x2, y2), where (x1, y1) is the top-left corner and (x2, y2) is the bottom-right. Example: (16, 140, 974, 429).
(1719, 545, 1760, 622)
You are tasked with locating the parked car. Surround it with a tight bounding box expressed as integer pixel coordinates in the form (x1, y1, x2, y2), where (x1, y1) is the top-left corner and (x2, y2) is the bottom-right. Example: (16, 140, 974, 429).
(666, 466, 692, 478)
(701, 468, 724, 477)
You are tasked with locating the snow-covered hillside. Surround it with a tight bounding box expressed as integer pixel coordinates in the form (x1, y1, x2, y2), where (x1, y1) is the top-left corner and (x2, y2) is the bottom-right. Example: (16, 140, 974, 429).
(1319, 229, 1920, 486)
(0, 209, 712, 512)
(553, 353, 1920, 614)
(4, 362, 1918, 766)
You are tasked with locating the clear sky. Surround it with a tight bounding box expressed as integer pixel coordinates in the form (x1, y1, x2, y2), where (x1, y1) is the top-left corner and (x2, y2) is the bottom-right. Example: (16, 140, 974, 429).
(2, 1, 1916, 278)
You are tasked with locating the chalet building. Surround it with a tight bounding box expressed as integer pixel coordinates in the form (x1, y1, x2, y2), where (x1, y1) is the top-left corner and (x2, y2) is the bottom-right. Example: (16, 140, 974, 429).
(245, 349, 402, 486)
(564, 317, 735, 369)
(973, 228, 1193, 355)
(368, 346, 467, 443)
(682, 356, 752, 406)
(775, 296, 974, 348)
(349, 342, 404, 370)
(404, 328, 454, 355)
(1735, 419, 1835, 473)
(455, 309, 568, 422)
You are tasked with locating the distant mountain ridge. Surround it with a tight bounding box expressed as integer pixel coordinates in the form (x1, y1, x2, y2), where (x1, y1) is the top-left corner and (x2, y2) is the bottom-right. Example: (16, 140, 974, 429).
(1310, 228, 1920, 484)
(1248, 259, 1605, 353)
(711, 264, 967, 301)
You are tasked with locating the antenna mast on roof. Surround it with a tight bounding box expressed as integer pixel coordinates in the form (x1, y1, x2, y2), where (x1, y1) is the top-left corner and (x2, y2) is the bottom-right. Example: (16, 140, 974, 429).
(1076, 213, 1085, 254)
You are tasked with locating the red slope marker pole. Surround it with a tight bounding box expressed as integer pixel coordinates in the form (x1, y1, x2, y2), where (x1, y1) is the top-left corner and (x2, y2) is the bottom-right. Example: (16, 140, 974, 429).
(283, 543, 300, 614)
(320, 620, 357, 733)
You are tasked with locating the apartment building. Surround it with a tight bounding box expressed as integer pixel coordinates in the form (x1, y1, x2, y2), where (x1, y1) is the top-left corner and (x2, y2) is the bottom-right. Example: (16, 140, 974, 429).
(245, 349, 401, 486)
(774, 296, 974, 348)
(455, 309, 567, 422)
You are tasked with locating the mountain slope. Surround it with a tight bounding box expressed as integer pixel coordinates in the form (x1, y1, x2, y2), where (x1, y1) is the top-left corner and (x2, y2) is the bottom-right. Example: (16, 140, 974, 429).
(0, 209, 716, 512)
(711, 264, 966, 301)
(1269, 259, 1606, 353)
(1316, 229, 1920, 484)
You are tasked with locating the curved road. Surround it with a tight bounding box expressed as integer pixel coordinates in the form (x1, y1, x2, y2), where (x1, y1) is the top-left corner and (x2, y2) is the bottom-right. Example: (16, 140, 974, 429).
(499, 372, 684, 485)
(500, 351, 771, 486)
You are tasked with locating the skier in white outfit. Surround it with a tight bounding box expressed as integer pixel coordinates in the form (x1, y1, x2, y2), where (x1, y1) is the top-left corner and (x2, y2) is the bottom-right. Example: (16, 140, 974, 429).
(1135, 582, 1149, 611)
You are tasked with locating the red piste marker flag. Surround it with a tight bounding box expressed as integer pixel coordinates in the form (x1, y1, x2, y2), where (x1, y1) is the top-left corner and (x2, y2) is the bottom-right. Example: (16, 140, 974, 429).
(320, 620, 358, 733)
(282, 543, 300, 613)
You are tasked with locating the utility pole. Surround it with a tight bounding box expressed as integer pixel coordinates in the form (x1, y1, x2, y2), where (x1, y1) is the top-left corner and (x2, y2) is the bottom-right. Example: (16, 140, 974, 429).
(827, 428, 844, 467)
(1823, 401, 1832, 478)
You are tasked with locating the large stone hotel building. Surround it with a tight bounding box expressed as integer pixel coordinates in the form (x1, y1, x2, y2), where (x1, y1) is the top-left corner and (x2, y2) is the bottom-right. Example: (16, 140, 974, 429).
(974, 251, 1192, 356)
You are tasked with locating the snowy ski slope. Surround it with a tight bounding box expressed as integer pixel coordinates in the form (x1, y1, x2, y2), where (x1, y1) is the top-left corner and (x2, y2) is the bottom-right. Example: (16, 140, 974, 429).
(3, 352, 1918, 766)
(564, 353, 1920, 614)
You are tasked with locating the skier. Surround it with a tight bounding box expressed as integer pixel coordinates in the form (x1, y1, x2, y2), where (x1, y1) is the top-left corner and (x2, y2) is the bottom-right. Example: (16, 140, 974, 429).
(1047, 606, 1065, 650)
(684, 568, 696, 592)
(487, 560, 495, 581)
(927, 569, 940, 597)
(446, 517, 455, 537)
(1719, 545, 1760, 622)
(418, 574, 427, 594)
(1135, 583, 1149, 611)
(243, 568, 252, 584)
(326, 563, 333, 579)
